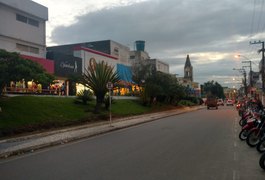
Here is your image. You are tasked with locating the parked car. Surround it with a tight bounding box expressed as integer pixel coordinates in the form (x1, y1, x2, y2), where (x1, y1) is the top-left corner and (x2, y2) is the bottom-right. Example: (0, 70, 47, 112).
(217, 99, 224, 106)
(226, 99, 234, 106)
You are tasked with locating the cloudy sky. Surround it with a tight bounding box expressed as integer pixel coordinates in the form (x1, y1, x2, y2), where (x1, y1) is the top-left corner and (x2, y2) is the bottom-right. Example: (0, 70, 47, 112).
(33, 0, 265, 88)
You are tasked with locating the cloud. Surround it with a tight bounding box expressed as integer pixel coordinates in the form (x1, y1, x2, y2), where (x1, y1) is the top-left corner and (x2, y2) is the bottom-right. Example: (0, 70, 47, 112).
(48, 0, 264, 87)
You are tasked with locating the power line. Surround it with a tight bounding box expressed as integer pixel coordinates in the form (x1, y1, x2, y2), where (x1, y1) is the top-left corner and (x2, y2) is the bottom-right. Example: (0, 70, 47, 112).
(250, 0, 257, 37)
(256, 0, 265, 37)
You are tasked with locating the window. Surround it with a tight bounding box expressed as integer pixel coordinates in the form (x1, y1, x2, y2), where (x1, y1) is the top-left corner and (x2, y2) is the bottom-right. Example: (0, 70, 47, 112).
(16, 44, 39, 54)
(16, 14, 27, 23)
(29, 47, 39, 54)
(16, 14, 39, 27)
(28, 18, 39, 27)
(16, 44, 28, 52)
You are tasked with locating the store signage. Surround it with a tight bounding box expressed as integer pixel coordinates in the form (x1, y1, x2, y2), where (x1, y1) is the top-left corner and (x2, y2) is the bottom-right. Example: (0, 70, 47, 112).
(53, 53, 82, 77)
(60, 61, 78, 72)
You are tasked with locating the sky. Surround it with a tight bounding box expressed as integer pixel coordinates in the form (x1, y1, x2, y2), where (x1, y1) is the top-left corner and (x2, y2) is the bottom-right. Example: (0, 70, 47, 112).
(33, 0, 265, 88)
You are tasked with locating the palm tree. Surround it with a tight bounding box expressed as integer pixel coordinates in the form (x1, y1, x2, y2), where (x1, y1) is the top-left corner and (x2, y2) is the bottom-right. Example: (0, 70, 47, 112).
(81, 61, 120, 112)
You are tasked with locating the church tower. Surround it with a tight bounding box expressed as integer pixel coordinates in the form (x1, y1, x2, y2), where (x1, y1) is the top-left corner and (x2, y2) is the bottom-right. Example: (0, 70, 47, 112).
(184, 54, 193, 82)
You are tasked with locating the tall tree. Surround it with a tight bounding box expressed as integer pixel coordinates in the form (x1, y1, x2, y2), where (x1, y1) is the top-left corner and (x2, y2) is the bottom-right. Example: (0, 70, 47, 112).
(81, 61, 120, 112)
(0, 50, 54, 95)
(203, 80, 225, 98)
(146, 72, 186, 104)
(131, 60, 153, 86)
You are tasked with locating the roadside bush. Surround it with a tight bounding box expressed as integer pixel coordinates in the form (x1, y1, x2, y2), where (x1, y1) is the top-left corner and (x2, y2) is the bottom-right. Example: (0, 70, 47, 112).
(76, 90, 93, 104)
(177, 100, 195, 106)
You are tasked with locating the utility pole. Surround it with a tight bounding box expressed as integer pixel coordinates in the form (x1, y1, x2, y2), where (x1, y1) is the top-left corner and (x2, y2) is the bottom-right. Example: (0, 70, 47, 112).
(250, 40, 265, 104)
(242, 61, 252, 87)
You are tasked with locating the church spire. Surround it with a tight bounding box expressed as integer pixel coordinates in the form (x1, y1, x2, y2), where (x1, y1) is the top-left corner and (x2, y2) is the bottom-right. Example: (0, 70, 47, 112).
(184, 54, 192, 68)
(184, 54, 193, 82)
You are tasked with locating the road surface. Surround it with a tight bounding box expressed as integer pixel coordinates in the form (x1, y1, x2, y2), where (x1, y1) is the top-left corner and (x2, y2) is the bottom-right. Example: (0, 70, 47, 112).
(0, 106, 264, 179)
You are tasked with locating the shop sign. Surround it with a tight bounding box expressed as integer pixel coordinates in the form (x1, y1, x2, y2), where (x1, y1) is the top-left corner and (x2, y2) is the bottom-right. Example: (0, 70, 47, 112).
(60, 61, 78, 72)
(55, 57, 82, 77)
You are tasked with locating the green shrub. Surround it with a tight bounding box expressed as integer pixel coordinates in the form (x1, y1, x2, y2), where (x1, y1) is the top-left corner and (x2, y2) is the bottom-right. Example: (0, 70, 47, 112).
(177, 100, 195, 106)
(76, 90, 93, 104)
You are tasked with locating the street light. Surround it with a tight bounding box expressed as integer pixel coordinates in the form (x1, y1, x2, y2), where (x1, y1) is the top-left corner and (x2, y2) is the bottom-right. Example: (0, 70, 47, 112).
(235, 55, 253, 88)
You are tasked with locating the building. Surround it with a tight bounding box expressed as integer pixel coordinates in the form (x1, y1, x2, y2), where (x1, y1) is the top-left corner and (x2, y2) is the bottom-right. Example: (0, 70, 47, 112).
(0, 0, 48, 58)
(177, 54, 200, 97)
(0, 0, 55, 94)
(47, 40, 134, 95)
(129, 40, 169, 74)
(184, 54, 193, 82)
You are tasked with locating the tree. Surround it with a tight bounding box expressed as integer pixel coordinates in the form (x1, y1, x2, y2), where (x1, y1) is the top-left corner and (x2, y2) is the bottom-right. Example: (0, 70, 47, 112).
(203, 80, 225, 98)
(81, 61, 120, 113)
(0, 49, 54, 95)
(131, 60, 153, 86)
(146, 72, 186, 104)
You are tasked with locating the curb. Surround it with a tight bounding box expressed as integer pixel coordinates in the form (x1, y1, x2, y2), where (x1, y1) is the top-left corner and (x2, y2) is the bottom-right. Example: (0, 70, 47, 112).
(0, 106, 204, 159)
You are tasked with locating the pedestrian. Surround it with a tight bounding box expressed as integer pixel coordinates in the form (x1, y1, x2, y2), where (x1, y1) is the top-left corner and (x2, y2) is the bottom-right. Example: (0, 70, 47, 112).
(61, 83, 65, 96)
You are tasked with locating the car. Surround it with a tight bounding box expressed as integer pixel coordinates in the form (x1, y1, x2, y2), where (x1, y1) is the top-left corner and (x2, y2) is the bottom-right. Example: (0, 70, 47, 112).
(226, 99, 234, 106)
(206, 96, 218, 109)
(217, 99, 224, 106)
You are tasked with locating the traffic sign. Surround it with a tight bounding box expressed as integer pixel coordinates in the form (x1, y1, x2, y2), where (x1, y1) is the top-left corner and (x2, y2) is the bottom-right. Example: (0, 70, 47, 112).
(107, 82, 113, 90)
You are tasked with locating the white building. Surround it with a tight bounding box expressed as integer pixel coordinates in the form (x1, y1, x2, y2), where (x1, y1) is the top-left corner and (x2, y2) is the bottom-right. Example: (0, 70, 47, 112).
(0, 0, 48, 58)
(149, 59, 169, 74)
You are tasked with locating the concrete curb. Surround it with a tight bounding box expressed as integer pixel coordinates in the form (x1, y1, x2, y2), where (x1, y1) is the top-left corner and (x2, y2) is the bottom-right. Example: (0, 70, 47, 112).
(0, 106, 205, 159)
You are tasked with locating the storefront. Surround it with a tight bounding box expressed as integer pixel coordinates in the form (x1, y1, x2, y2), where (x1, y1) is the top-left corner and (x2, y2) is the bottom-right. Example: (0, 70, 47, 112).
(3, 55, 54, 95)
(47, 51, 82, 96)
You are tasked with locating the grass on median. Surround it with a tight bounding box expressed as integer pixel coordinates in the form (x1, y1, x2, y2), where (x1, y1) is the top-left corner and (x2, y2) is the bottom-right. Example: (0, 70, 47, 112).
(0, 96, 155, 136)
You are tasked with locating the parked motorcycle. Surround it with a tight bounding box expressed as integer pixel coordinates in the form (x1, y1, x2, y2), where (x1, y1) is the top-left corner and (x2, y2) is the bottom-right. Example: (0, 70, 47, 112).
(256, 136, 265, 153)
(239, 110, 252, 127)
(259, 153, 265, 170)
(239, 117, 260, 141)
(246, 117, 265, 147)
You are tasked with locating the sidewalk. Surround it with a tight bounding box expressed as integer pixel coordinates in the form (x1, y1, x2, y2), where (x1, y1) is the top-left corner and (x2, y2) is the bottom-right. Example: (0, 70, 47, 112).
(0, 106, 204, 159)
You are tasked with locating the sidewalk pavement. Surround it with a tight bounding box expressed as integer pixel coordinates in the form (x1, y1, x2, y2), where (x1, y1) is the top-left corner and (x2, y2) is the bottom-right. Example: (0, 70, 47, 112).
(0, 106, 205, 159)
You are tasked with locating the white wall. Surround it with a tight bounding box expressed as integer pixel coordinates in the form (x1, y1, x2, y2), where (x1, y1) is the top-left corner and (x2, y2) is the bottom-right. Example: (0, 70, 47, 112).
(0, 36, 46, 57)
(157, 60, 169, 74)
(0, 4, 46, 45)
(0, 0, 48, 20)
(110, 41, 130, 65)
(74, 49, 118, 73)
(0, 0, 47, 57)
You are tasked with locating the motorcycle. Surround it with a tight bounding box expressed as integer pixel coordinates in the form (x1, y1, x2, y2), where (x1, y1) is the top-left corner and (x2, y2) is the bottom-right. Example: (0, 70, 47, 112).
(259, 153, 265, 170)
(246, 116, 265, 147)
(257, 136, 265, 153)
(239, 116, 260, 141)
(239, 109, 252, 127)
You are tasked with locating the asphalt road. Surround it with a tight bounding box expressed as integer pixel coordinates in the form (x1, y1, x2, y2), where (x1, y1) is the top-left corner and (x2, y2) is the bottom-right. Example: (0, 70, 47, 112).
(0, 106, 264, 180)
